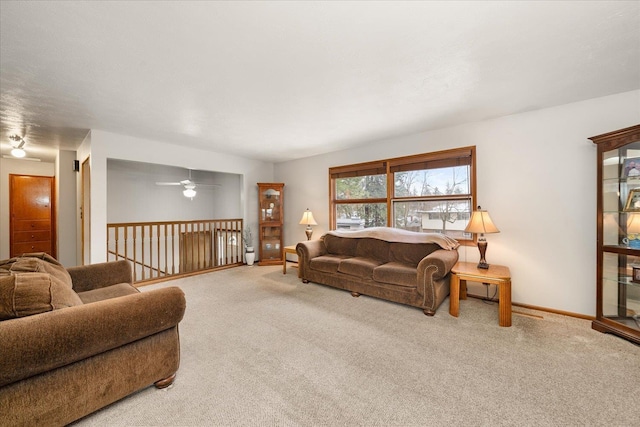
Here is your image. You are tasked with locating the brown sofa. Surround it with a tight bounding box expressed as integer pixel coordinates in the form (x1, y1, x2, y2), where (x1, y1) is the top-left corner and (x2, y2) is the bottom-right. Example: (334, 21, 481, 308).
(296, 227, 459, 315)
(0, 253, 186, 426)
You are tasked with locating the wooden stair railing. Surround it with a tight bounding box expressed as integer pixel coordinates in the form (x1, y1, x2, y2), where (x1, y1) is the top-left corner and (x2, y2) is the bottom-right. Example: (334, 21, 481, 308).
(107, 249, 165, 277)
(107, 219, 244, 284)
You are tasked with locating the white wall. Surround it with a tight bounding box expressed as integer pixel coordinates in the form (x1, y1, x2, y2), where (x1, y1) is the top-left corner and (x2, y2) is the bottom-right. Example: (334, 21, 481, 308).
(55, 150, 78, 266)
(85, 130, 274, 263)
(0, 159, 55, 260)
(275, 90, 640, 316)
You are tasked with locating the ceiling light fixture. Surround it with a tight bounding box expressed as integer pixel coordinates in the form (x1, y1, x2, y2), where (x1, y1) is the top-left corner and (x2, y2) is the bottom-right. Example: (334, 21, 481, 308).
(11, 147, 26, 158)
(183, 184, 197, 199)
(9, 134, 27, 158)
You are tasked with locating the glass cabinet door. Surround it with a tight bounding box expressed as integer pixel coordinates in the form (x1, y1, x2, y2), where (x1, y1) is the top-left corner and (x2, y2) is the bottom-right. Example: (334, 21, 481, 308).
(602, 144, 640, 247)
(257, 183, 284, 265)
(601, 252, 640, 327)
(260, 187, 281, 222)
(259, 226, 282, 261)
(593, 126, 640, 344)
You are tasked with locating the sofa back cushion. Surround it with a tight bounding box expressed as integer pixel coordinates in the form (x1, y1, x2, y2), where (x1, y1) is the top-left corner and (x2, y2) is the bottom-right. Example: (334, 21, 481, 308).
(0, 253, 82, 320)
(324, 234, 359, 256)
(0, 252, 73, 287)
(0, 273, 83, 320)
(389, 242, 440, 266)
(355, 238, 390, 263)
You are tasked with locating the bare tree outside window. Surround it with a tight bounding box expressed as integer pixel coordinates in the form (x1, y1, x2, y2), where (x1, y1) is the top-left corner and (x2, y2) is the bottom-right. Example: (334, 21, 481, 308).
(393, 166, 470, 237)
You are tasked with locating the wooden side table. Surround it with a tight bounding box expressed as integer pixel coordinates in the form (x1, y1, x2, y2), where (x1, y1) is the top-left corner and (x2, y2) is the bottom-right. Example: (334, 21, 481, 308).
(283, 245, 298, 274)
(450, 261, 512, 327)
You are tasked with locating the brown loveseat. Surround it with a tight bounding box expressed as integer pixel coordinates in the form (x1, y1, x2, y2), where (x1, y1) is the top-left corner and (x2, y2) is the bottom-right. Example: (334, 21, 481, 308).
(297, 227, 459, 315)
(0, 253, 186, 426)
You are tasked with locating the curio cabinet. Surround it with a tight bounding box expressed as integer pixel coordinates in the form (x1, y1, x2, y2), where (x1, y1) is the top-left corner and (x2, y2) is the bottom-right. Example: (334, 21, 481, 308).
(257, 183, 284, 266)
(591, 124, 640, 345)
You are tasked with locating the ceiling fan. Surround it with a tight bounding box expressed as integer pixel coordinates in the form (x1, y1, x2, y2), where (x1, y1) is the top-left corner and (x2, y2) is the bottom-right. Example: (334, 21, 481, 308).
(155, 170, 220, 199)
(2, 134, 42, 161)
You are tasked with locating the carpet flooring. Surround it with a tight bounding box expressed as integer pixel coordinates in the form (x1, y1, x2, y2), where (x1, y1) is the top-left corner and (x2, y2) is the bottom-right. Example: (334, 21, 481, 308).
(73, 265, 639, 426)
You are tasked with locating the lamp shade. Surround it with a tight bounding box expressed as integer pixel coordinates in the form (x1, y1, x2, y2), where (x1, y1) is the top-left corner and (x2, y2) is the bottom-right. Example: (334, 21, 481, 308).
(299, 209, 317, 226)
(464, 207, 499, 234)
(628, 214, 640, 233)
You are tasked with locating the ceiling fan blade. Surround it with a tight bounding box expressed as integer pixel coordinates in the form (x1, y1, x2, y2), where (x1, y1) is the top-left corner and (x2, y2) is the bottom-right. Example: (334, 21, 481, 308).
(1, 155, 41, 162)
(155, 182, 182, 186)
(192, 183, 221, 188)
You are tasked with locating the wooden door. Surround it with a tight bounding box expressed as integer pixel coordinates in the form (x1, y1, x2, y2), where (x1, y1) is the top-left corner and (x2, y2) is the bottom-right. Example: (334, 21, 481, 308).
(82, 157, 90, 264)
(10, 174, 56, 258)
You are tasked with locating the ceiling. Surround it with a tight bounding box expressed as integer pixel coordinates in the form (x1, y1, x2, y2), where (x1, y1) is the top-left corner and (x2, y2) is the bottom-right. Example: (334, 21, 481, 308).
(1, 1, 639, 164)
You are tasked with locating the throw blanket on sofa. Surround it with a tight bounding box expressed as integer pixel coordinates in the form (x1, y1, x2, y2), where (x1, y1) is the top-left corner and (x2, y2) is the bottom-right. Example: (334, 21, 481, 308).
(327, 227, 460, 250)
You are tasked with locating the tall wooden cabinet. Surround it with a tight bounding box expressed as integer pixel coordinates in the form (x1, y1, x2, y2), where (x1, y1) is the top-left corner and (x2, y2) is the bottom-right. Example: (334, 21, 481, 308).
(257, 183, 284, 266)
(591, 124, 640, 345)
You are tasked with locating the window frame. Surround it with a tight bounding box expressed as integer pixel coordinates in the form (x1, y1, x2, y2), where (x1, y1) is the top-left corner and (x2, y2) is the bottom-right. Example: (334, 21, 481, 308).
(329, 146, 476, 245)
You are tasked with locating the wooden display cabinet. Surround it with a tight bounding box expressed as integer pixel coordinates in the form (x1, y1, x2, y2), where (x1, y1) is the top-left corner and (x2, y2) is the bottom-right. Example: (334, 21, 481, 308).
(257, 183, 284, 266)
(591, 124, 640, 345)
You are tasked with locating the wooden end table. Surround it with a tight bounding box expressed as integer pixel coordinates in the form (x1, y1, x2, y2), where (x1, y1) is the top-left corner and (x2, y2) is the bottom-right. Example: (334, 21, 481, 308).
(283, 245, 298, 274)
(450, 261, 512, 327)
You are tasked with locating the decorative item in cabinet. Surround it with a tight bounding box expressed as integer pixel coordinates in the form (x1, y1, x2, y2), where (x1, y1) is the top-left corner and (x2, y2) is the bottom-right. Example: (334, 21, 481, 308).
(591, 124, 640, 345)
(631, 264, 640, 284)
(257, 183, 284, 266)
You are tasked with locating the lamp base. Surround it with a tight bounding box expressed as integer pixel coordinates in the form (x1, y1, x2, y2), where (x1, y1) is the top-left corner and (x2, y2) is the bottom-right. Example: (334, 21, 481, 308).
(305, 227, 313, 241)
(477, 239, 489, 269)
(477, 261, 490, 269)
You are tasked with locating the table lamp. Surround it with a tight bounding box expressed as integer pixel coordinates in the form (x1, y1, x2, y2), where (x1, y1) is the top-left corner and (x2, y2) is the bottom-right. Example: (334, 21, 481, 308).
(464, 206, 500, 269)
(299, 209, 317, 240)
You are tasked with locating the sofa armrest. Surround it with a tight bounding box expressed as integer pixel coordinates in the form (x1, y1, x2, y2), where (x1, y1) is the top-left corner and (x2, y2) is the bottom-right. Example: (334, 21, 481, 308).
(0, 286, 186, 387)
(67, 260, 132, 292)
(296, 240, 327, 279)
(418, 249, 459, 280)
(416, 248, 459, 302)
(296, 240, 326, 260)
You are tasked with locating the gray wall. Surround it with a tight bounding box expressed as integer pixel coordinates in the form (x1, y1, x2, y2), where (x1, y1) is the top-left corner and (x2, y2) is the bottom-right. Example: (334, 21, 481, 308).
(107, 159, 241, 223)
(56, 150, 78, 266)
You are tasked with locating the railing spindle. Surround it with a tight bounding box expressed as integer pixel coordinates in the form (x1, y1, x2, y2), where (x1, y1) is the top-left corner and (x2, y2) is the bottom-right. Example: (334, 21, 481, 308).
(172, 223, 176, 275)
(132, 226, 137, 283)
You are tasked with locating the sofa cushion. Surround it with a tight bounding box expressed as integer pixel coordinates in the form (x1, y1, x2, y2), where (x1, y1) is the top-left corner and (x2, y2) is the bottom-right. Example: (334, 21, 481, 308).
(389, 242, 439, 266)
(355, 238, 390, 263)
(0, 273, 83, 320)
(324, 234, 359, 256)
(373, 262, 418, 288)
(338, 257, 384, 279)
(0, 252, 73, 288)
(77, 283, 140, 304)
(310, 254, 351, 274)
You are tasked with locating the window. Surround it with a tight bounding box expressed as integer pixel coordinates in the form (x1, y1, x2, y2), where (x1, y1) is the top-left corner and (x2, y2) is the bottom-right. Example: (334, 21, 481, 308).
(330, 161, 388, 230)
(329, 147, 476, 242)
